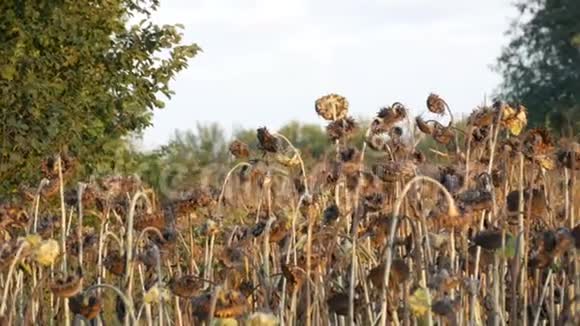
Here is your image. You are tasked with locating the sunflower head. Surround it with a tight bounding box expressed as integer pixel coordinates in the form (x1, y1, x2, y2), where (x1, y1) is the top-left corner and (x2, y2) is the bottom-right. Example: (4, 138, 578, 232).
(229, 140, 250, 159)
(373, 103, 407, 133)
(315, 93, 349, 121)
(326, 117, 357, 141)
(257, 127, 279, 153)
(426, 93, 448, 115)
(415, 116, 434, 135)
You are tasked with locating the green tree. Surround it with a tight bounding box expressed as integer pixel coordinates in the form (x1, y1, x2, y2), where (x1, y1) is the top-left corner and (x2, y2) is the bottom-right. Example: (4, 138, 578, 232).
(138, 124, 229, 198)
(495, 0, 580, 134)
(0, 0, 199, 194)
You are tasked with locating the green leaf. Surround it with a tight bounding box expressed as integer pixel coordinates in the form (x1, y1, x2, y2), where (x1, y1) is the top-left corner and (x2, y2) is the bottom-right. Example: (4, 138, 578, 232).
(0, 64, 16, 81)
(572, 34, 580, 48)
(499, 234, 517, 259)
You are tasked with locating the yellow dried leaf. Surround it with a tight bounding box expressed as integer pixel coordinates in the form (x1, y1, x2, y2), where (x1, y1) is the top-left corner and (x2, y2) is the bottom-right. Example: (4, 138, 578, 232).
(34, 239, 60, 266)
(212, 319, 239, 326)
(537, 156, 555, 170)
(25, 234, 42, 248)
(409, 287, 430, 317)
(144, 286, 171, 304)
(275, 152, 300, 167)
(501, 104, 527, 136)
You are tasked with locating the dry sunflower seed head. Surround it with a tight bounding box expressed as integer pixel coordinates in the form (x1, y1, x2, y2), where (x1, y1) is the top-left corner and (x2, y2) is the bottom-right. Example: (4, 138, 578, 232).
(523, 128, 555, 156)
(229, 140, 250, 159)
(365, 133, 388, 151)
(432, 123, 455, 145)
(556, 143, 580, 169)
(363, 192, 384, 212)
(426, 93, 448, 115)
(257, 127, 279, 153)
(367, 259, 410, 289)
(467, 105, 496, 127)
(192, 289, 249, 320)
(373, 103, 407, 133)
(472, 230, 508, 250)
(104, 250, 126, 276)
(326, 291, 361, 316)
(323, 203, 340, 224)
(315, 93, 349, 121)
(372, 160, 416, 182)
(506, 188, 546, 218)
(339, 147, 360, 162)
(470, 125, 491, 144)
(326, 116, 357, 141)
(415, 116, 434, 135)
(69, 293, 102, 320)
(41, 152, 76, 180)
(50, 267, 83, 298)
(390, 126, 403, 138)
(411, 150, 426, 164)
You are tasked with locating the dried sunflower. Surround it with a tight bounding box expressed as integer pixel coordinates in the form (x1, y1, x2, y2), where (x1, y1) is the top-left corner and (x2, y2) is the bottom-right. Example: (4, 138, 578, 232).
(229, 140, 250, 159)
(572, 224, 580, 249)
(432, 122, 455, 145)
(506, 188, 546, 219)
(169, 275, 203, 298)
(50, 267, 83, 298)
(257, 127, 279, 153)
(339, 147, 360, 162)
(472, 230, 511, 250)
(326, 292, 361, 316)
(556, 142, 580, 169)
(315, 93, 349, 121)
(470, 126, 491, 144)
(69, 293, 102, 320)
(0, 202, 29, 230)
(0, 238, 30, 271)
(523, 128, 555, 169)
(431, 297, 460, 318)
(326, 116, 357, 141)
(365, 132, 389, 152)
(426, 93, 448, 115)
(134, 210, 166, 231)
(372, 103, 407, 133)
(282, 263, 305, 292)
(415, 116, 434, 135)
(322, 203, 340, 224)
(363, 192, 385, 212)
(467, 105, 495, 127)
(41, 153, 76, 180)
(104, 250, 126, 276)
(219, 246, 245, 269)
(191, 290, 248, 320)
(372, 160, 416, 183)
(455, 175, 493, 212)
(367, 259, 410, 289)
(36, 215, 60, 238)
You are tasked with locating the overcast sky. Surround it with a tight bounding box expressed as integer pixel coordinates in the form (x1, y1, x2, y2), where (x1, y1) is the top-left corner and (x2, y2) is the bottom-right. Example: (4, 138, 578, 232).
(141, 0, 517, 149)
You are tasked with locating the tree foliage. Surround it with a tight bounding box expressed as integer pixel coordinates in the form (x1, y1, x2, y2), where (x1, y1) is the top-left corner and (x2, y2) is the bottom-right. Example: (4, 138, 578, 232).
(495, 0, 580, 134)
(0, 0, 199, 194)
